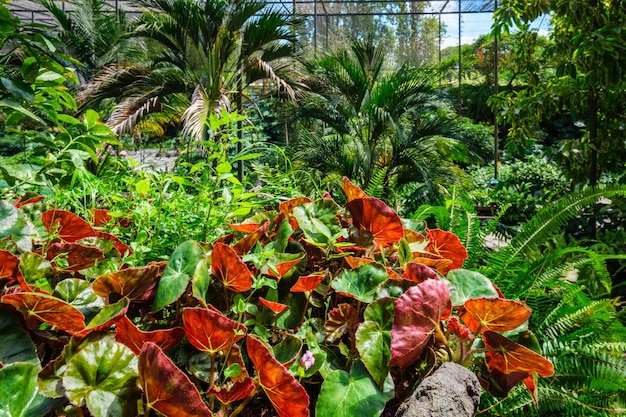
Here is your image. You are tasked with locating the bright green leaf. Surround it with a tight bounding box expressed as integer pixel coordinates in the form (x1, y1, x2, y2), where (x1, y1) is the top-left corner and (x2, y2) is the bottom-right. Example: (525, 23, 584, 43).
(445, 269, 499, 306)
(0, 307, 38, 366)
(0, 362, 63, 417)
(331, 263, 388, 303)
(153, 241, 204, 311)
(0, 201, 33, 252)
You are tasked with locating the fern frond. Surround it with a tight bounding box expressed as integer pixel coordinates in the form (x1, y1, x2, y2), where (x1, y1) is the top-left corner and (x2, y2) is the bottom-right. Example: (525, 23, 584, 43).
(539, 299, 617, 341)
(364, 166, 387, 199)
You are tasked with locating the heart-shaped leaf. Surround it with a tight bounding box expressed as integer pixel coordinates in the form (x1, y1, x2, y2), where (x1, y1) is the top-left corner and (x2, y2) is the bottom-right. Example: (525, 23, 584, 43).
(390, 279, 451, 368)
(46, 242, 104, 271)
(259, 297, 290, 314)
(209, 379, 256, 405)
(292, 200, 344, 246)
(331, 263, 388, 303)
(18, 252, 53, 292)
(139, 343, 213, 417)
(325, 303, 359, 344)
(279, 197, 313, 229)
(262, 252, 304, 279)
(0, 306, 38, 365)
(54, 278, 106, 321)
(0, 201, 34, 252)
(402, 262, 439, 283)
(460, 298, 531, 335)
(315, 361, 392, 417)
(341, 177, 368, 202)
(345, 198, 404, 247)
(153, 240, 204, 311)
(93, 262, 165, 302)
(63, 340, 141, 417)
(356, 298, 395, 387)
(0, 249, 21, 285)
(483, 330, 554, 378)
(115, 315, 184, 355)
(290, 272, 326, 292)
(423, 229, 468, 273)
(41, 210, 96, 242)
(445, 269, 500, 306)
(211, 243, 252, 292)
(246, 335, 310, 417)
(0, 362, 63, 417)
(1, 292, 86, 334)
(183, 307, 246, 354)
(232, 221, 270, 255)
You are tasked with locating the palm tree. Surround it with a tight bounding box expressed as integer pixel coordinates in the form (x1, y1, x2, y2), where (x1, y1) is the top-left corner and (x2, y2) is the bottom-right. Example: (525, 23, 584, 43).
(78, 0, 301, 141)
(291, 36, 470, 202)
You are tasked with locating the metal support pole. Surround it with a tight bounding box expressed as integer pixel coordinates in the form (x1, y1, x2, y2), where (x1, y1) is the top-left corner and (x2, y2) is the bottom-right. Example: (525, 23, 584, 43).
(493, 0, 499, 180)
(458, 0, 462, 105)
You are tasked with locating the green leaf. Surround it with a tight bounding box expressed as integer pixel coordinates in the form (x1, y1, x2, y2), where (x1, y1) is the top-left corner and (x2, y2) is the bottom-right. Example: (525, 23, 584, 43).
(153, 241, 204, 311)
(21, 57, 39, 84)
(445, 269, 499, 306)
(292, 200, 345, 246)
(274, 219, 292, 253)
(315, 361, 393, 417)
(54, 278, 105, 322)
(0, 362, 63, 417)
(355, 298, 395, 387)
(0, 306, 38, 366)
(83, 109, 99, 129)
(1, 77, 35, 102)
(331, 263, 388, 303)
(63, 341, 141, 417)
(19, 253, 53, 293)
(273, 334, 302, 365)
(191, 258, 211, 303)
(0, 202, 33, 252)
(135, 179, 150, 195)
(0, 99, 44, 124)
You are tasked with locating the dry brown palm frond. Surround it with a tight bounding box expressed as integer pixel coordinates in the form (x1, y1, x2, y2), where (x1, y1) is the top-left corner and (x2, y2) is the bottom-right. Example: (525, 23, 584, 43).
(246, 57, 296, 101)
(181, 84, 232, 142)
(107, 96, 161, 136)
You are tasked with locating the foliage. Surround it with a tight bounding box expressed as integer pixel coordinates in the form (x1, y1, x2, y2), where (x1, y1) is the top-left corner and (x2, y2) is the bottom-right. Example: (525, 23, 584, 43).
(0, 177, 556, 416)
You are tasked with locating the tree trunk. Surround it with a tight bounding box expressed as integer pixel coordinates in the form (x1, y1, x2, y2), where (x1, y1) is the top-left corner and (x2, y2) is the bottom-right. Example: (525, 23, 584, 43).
(394, 362, 481, 417)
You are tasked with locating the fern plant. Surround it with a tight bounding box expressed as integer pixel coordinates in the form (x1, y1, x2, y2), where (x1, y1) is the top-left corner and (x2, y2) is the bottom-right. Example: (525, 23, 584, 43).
(414, 184, 626, 416)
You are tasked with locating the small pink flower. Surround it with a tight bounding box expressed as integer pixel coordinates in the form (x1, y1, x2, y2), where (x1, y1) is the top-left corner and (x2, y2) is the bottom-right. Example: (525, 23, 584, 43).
(119, 150, 128, 157)
(108, 148, 116, 155)
(300, 350, 315, 371)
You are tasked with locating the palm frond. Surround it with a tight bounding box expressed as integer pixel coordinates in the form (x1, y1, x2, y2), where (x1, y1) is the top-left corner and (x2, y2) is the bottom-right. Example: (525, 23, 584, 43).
(107, 96, 161, 135)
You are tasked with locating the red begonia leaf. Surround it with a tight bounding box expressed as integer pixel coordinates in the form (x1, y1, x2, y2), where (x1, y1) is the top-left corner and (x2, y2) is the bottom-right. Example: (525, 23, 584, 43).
(95, 231, 133, 257)
(14, 195, 45, 208)
(523, 374, 538, 403)
(279, 197, 313, 229)
(325, 303, 359, 344)
(246, 336, 310, 417)
(41, 210, 96, 242)
(479, 365, 529, 398)
(259, 297, 290, 314)
(411, 256, 453, 275)
(341, 177, 368, 202)
(263, 253, 304, 279)
(115, 315, 184, 355)
(212, 243, 252, 292)
(0, 250, 21, 285)
(232, 221, 270, 256)
(344, 256, 371, 268)
(290, 272, 326, 292)
(209, 379, 256, 405)
(460, 298, 531, 335)
(228, 222, 261, 233)
(403, 229, 425, 243)
(45, 242, 104, 271)
(91, 209, 112, 226)
(423, 229, 468, 272)
(182, 307, 246, 354)
(345, 198, 404, 247)
(139, 342, 213, 417)
(92, 262, 165, 302)
(483, 330, 554, 377)
(447, 316, 474, 341)
(225, 344, 250, 382)
(1, 292, 85, 334)
(402, 262, 439, 283)
(390, 279, 451, 368)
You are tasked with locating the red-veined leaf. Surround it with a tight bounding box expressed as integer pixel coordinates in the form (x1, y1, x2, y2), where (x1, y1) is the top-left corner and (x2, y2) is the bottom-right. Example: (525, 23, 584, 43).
(447, 316, 474, 341)
(41, 210, 96, 242)
(209, 379, 256, 405)
(182, 307, 246, 354)
(423, 229, 468, 273)
(341, 177, 368, 202)
(228, 222, 260, 233)
(402, 262, 439, 283)
(14, 195, 45, 208)
(92, 262, 165, 302)
(139, 342, 213, 417)
(290, 272, 326, 292)
(345, 198, 404, 247)
(411, 256, 453, 275)
(45, 242, 104, 271)
(95, 231, 133, 257)
(483, 330, 554, 377)
(212, 243, 252, 292)
(91, 209, 112, 226)
(479, 365, 529, 398)
(232, 221, 270, 256)
(1, 292, 85, 334)
(325, 303, 359, 344)
(115, 315, 184, 355)
(259, 297, 290, 314)
(0, 250, 21, 285)
(390, 279, 451, 368)
(460, 298, 531, 335)
(263, 253, 304, 279)
(246, 336, 310, 417)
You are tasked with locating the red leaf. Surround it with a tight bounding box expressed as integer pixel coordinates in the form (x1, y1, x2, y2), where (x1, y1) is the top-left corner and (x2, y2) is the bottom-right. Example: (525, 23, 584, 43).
(228, 222, 261, 233)
(225, 344, 250, 382)
(45, 242, 104, 271)
(0, 250, 21, 285)
(115, 315, 184, 355)
(402, 262, 439, 283)
(325, 303, 359, 344)
(523, 374, 538, 403)
(460, 298, 531, 335)
(210, 379, 256, 405)
(246, 336, 310, 417)
(423, 229, 468, 273)
(232, 221, 270, 256)
(139, 342, 213, 417)
(182, 307, 246, 354)
(344, 256, 371, 268)
(290, 272, 326, 292)
(263, 255, 304, 279)
(92, 262, 165, 301)
(75, 298, 129, 338)
(483, 330, 554, 378)
(345, 198, 404, 247)
(411, 256, 453, 275)
(41, 210, 96, 242)
(259, 297, 290, 314)
(211, 243, 252, 292)
(447, 316, 474, 341)
(91, 209, 112, 226)
(341, 177, 368, 202)
(95, 231, 133, 257)
(390, 279, 451, 368)
(14, 195, 45, 208)
(403, 228, 425, 243)
(1, 292, 85, 334)
(279, 197, 313, 229)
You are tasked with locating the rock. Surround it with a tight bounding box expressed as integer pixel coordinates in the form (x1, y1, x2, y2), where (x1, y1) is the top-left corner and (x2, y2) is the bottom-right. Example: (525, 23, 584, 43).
(395, 362, 481, 417)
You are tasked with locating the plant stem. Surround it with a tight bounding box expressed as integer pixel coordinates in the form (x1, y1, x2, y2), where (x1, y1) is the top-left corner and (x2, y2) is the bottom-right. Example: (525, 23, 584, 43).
(229, 388, 258, 417)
